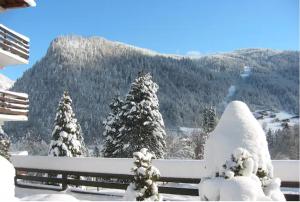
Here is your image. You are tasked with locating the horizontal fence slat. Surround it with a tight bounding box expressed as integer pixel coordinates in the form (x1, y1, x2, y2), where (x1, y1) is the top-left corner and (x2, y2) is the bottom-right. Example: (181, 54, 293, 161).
(15, 167, 133, 180)
(159, 177, 200, 184)
(15, 183, 62, 192)
(16, 175, 63, 184)
(285, 194, 300, 201)
(67, 179, 128, 190)
(158, 187, 198, 196)
(281, 181, 300, 188)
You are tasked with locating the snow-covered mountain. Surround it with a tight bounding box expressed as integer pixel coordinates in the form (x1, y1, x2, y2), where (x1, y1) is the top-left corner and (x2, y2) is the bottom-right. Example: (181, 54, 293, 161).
(5, 36, 299, 143)
(0, 74, 14, 90)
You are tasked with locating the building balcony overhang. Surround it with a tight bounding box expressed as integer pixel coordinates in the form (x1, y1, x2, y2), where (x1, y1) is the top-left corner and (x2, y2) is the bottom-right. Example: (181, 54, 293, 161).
(0, 0, 36, 11)
(0, 90, 29, 123)
(0, 24, 29, 67)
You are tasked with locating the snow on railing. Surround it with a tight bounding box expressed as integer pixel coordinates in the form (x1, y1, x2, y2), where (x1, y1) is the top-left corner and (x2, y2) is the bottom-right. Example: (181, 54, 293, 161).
(11, 156, 300, 182)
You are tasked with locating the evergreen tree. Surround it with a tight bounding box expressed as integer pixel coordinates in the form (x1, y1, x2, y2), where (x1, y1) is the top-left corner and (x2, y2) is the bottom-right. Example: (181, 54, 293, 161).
(192, 131, 207, 159)
(120, 73, 166, 158)
(170, 136, 195, 159)
(124, 148, 161, 201)
(49, 91, 86, 157)
(202, 106, 217, 133)
(0, 126, 10, 160)
(102, 97, 124, 157)
(266, 129, 273, 151)
(92, 146, 99, 157)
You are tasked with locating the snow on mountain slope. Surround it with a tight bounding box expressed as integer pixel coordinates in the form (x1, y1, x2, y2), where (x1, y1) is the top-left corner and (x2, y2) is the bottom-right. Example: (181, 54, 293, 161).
(0, 74, 14, 90)
(254, 110, 299, 132)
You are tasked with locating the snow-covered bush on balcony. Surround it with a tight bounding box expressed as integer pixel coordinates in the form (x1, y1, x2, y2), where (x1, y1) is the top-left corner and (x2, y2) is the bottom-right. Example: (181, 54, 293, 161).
(220, 148, 254, 178)
(199, 101, 285, 201)
(124, 148, 161, 201)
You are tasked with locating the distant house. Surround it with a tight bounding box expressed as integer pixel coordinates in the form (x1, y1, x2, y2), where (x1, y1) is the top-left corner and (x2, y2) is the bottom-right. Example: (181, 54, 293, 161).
(0, 0, 35, 125)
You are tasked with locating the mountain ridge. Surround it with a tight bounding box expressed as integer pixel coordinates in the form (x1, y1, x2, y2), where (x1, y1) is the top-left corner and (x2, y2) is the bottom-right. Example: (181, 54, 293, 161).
(5, 36, 299, 143)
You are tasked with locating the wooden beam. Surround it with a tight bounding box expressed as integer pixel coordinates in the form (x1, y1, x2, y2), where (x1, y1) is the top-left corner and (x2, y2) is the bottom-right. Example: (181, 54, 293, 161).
(0, 102, 28, 110)
(0, 107, 28, 116)
(0, 96, 29, 105)
(0, 90, 28, 101)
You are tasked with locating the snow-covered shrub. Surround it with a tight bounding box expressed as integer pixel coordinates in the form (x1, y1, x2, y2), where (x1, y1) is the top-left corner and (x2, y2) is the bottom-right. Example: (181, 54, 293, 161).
(124, 148, 161, 201)
(202, 106, 218, 133)
(49, 91, 87, 157)
(199, 101, 285, 201)
(0, 126, 10, 160)
(220, 148, 254, 178)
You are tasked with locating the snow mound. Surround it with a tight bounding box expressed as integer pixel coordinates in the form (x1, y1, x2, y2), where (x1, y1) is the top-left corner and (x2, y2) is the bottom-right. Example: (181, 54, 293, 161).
(0, 156, 18, 201)
(199, 176, 270, 201)
(200, 101, 286, 201)
(204, 101, 273, 177)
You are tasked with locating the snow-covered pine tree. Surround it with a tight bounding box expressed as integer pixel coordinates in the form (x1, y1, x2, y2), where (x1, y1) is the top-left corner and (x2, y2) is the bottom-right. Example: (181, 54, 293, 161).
(102, 97, 124, 157)
(120, 72, 166, 158)
(124, 148, 161, 201)
(0, 126, 10, 160)
(202, 106, 217, 133)
(48, 91, 87, 157)
(192, 106, 217, 160)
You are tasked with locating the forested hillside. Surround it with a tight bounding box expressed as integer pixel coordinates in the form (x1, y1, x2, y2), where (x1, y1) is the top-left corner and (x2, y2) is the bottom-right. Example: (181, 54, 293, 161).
(5, 36, 299, 143)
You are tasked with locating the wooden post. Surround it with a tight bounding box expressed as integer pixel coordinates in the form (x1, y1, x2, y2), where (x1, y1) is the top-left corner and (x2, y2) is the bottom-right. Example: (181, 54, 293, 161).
(61, 174, 67, 191)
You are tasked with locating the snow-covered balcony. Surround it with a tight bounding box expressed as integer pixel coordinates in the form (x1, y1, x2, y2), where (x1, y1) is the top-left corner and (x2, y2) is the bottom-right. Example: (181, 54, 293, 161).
(0, 0, 36, 11)
(0, 24, 29, 68)
(0, 90, 29, 123)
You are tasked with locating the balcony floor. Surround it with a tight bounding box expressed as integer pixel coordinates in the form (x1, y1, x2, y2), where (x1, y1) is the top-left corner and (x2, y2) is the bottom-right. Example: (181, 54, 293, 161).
(0, 48, 28, 67)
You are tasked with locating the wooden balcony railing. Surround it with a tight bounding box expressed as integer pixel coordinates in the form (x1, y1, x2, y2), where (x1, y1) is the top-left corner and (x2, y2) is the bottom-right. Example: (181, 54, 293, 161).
(0, 90, 29, 117)
(0, 24, 29, 61)
(11, 156, 300, 201)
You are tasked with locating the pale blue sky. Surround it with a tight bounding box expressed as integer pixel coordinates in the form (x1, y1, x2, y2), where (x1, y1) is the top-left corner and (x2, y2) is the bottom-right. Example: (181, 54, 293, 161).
(0, 0, 299, 80)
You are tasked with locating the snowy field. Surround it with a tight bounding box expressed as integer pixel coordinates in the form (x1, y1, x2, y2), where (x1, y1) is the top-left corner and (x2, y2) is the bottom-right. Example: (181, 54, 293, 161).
(255, 110, 299, 132)
(14, 183, 299, 201)
(15, 187, 200, 201)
